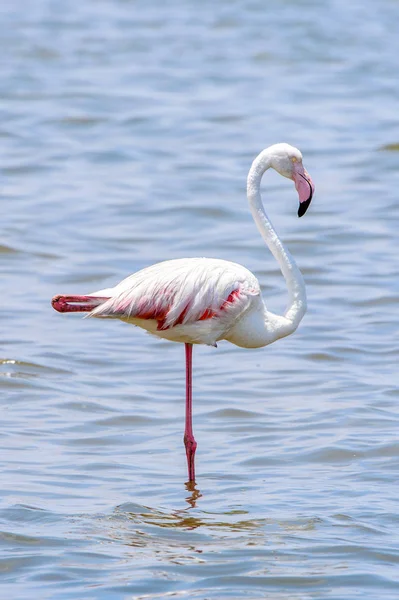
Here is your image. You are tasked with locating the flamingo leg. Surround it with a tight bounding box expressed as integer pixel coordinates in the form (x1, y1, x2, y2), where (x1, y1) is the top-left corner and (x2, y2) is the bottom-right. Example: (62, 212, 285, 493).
(184, 343, 197, 483)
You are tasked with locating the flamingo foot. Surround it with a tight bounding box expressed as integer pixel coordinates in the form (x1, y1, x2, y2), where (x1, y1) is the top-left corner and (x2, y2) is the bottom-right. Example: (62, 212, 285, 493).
(184, 433, 197, 483)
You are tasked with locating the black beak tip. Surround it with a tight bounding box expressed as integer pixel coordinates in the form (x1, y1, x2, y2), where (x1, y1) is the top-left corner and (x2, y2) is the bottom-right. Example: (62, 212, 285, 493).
(298, 198, 311, 218)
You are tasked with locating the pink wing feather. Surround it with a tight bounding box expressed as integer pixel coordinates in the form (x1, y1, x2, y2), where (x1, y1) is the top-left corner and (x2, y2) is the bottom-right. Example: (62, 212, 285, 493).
(88, 258, 260, 330)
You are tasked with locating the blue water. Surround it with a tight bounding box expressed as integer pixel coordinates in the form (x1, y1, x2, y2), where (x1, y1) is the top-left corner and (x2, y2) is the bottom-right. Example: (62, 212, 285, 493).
(1, 1, 399, 598)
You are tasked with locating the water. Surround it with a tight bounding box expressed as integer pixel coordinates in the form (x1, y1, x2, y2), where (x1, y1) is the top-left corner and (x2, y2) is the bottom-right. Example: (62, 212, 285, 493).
(1, 1, 399, 598)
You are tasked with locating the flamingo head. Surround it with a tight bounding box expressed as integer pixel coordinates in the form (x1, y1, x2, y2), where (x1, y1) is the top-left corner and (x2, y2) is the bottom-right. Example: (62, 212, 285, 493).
(268, 143, 315, 217)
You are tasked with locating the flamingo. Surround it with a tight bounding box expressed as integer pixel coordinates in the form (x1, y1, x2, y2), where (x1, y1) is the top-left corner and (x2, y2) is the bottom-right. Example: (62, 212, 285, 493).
(52, 143, 314, 483)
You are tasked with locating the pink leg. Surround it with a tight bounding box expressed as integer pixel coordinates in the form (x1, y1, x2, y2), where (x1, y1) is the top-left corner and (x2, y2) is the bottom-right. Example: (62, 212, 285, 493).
(184, 343, 197, 483)
(51, 295, 109, 313)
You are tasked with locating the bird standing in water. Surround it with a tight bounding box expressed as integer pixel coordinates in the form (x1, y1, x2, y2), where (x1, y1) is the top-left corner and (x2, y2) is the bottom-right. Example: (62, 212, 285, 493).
(52, 143, 314, 483)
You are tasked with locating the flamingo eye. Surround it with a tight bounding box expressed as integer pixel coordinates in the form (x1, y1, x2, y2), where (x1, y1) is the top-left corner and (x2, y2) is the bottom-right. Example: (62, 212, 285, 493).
(291, 157, 297, 163)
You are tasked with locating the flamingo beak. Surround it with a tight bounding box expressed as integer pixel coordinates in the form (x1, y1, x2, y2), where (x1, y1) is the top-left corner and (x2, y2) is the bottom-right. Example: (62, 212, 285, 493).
(292, 163, 314, 217)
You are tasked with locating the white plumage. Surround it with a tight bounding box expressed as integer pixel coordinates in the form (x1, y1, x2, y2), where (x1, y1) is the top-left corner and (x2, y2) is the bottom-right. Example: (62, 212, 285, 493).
(88, 257, 260, 347)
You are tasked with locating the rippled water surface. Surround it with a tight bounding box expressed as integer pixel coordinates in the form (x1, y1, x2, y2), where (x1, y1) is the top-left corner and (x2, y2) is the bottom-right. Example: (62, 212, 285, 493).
(1, 1, 399, 598)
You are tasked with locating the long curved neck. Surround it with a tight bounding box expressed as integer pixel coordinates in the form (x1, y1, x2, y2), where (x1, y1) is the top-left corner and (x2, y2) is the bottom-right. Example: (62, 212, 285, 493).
(247, 150, 307, 335)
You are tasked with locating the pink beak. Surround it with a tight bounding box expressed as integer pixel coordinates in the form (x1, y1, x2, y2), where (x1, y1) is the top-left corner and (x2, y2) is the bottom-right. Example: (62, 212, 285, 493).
(292, 162, 315, 217)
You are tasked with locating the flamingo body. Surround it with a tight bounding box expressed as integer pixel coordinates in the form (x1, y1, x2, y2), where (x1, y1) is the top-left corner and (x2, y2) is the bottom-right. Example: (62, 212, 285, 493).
(53, 258, 275, 348)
